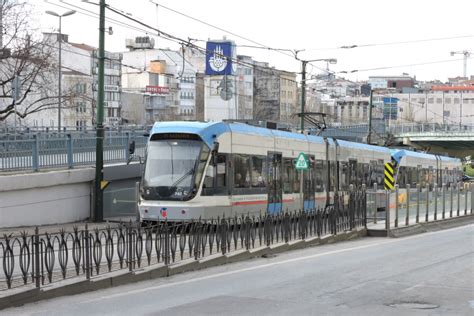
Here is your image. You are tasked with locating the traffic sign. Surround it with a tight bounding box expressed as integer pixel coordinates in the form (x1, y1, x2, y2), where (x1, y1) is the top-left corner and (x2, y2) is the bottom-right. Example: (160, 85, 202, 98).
(295, 152, 309, 170)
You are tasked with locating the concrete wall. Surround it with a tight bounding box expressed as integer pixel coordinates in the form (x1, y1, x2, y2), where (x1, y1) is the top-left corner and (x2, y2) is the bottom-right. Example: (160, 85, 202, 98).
(0, 163, 143, 228)
(0, 169, 94, 228)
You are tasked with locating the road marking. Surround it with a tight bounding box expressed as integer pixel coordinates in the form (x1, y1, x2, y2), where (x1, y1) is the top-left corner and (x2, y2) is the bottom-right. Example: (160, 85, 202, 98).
(81, 224, 473, 303)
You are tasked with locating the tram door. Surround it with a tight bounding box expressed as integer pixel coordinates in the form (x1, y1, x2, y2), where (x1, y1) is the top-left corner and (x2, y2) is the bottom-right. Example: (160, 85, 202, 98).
(267, 152, 283, 215)
(303, 155, 316, 211)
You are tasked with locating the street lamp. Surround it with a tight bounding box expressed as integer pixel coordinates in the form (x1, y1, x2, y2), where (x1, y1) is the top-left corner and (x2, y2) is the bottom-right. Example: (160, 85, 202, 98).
(45, 9, 76, 131)
(300, 58, 337, 131)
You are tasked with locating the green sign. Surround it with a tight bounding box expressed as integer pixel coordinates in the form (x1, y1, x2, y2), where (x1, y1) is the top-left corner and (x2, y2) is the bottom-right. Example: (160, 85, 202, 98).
(295, 152, 309, 170)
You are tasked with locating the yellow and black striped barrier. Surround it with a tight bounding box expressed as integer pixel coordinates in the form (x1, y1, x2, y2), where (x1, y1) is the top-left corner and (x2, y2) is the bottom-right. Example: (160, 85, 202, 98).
(384, 162, 395, 190)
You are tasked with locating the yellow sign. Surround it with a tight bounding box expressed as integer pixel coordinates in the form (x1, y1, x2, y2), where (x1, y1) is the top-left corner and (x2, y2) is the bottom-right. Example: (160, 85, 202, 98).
(101, 180, 110, 190)
(384, 162, 395, 190)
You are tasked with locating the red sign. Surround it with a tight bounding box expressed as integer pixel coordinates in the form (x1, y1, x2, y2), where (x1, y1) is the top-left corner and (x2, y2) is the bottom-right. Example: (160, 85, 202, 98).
(146, 85, 170, 95)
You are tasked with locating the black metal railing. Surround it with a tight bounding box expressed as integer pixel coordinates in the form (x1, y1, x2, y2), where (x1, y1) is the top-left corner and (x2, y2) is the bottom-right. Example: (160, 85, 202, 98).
(0, 190, 366, 291)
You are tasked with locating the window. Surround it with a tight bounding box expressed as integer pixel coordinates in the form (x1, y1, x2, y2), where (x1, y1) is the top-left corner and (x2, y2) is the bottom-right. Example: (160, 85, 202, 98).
(251, 156, 267, 187)
(233, 154, 251, 188)
(453, 98, 460, 104)
(436, 98, 442, 104)
(282, 159, 294, 194)
(445, 98, 451, 104)
(202, 154, 227, 196)
(428, 98, 434, 104)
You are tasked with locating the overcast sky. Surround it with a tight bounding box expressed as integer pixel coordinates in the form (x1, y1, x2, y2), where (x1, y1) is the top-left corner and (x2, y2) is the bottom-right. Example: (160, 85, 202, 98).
(36, 0, 474, 82)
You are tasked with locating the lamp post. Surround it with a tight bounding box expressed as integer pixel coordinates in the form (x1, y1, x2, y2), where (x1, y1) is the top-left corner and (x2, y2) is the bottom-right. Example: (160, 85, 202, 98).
(45, 9, 76, 132)
(299, 58, 337, 131)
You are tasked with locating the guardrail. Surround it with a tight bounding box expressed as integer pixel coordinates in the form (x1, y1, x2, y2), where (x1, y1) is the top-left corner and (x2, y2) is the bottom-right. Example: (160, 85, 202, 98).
(0, 191, 366, 291)
(0, 134, 148, 172)
(367, 182, 474, 230)
(388, 123, 474, 135)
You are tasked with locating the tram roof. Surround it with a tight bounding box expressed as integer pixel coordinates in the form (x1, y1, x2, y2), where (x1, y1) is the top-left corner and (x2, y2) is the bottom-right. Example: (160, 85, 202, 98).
(337, 139, 391, 154)
(390, 149, 460, 163)
(150, 121, 393, 151)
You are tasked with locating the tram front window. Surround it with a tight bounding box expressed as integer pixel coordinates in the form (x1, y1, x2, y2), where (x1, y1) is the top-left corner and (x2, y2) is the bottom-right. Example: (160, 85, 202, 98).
(142, 139, 209, 201)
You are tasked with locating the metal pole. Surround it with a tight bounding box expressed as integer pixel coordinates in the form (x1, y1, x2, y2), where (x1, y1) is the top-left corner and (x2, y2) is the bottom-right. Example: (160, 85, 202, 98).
(94, 0, 105, 222)
(434, 183, 438, 220)
(442, 183, 446, 219)
(385, 190, 390, 232)
(394, 184, 399, 228)
(405, 184, 410, 226)
(425, 184, 429, 222)
(58, 16, 62, 132)
(367, 89, 373, 144)
(300, 61, 307, 132)
(457, 182, 460, 217)
(416, 183, 420, 223)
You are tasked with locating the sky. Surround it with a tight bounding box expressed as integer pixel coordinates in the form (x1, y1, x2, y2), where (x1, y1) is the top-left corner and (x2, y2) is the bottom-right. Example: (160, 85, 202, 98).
(33, 0, 474, 82)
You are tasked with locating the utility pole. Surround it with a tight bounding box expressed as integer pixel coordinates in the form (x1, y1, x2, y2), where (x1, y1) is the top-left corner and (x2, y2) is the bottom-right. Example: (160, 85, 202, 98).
(298, 58, 337, 132)
(94, 0, 106, 222)
(367, 89, 373, 144)
(300, 61, 307, 131)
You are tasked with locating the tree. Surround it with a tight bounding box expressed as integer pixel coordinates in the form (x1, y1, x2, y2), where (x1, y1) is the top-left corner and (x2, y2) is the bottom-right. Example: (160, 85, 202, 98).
(0, 1, 65, 124)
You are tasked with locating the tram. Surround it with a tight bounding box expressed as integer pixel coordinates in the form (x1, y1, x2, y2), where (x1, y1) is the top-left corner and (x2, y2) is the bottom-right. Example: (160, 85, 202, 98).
(390, 149, 462, 189)
(136, 121, 461, 222)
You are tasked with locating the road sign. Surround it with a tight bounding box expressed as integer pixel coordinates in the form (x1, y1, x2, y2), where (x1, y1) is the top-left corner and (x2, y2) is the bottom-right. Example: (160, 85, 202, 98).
(295, 152, 309, 170)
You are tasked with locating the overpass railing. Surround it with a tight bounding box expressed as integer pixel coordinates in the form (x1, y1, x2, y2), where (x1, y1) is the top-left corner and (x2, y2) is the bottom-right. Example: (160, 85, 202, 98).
(0, 134, 148, 172)
(0, 191, 366, 291)
(388, 123, 474, 135)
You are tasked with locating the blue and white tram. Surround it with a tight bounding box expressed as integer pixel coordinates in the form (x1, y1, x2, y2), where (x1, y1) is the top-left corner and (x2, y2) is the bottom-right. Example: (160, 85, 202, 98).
(390, 149, 462, 189)
(137, 121, 391, 222)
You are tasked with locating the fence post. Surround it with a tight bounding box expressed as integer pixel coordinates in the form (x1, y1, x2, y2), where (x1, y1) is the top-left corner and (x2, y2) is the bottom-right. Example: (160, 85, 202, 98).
(416, 184, 420, 223)
(373, 183, 377, 224)
(465, 183, 468, 215)
(434, 183, 438, 220)
(471, 183, 474, 214)
(394, 184, 399, 228)
(32, 134, 39, 171)
(442, 183, 446, 219)
(128, 221, 133, 272)
(385, 190, 391, 233)
(34, 227, 40, 288)
(125, 132, 131, 163)
(457, 182, 460, 217)
(425, 184, 429, 222)
(84, 224, 90, 280)
(67, 134, 73, 169)
(450, 183, 454, 218)
(405, 184, 410, 226)
(164, 220, 170, 265)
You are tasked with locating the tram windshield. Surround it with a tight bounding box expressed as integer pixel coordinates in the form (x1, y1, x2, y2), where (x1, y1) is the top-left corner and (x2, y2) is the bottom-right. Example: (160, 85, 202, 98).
(142, 139, 209, 201)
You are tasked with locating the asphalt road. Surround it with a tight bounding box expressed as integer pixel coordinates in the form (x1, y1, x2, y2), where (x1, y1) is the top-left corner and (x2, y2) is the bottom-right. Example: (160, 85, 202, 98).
(4, 224, 474, 316)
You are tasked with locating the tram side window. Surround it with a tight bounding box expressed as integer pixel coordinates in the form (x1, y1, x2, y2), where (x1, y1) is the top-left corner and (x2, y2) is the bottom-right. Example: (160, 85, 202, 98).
(202, 154, 227, 196)
(282, 159, 294, 194)
(314, 160, 325, 192)
(340, 162, 349, 191)
(251, 156, 267, 187)
(234, 154, 251, 188)
(330, 161, 337, 191)
(293, 168, 301, 193)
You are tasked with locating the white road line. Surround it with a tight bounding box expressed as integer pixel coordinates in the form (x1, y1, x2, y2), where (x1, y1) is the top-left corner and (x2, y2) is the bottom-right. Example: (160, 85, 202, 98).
(80, 224, 473, 303)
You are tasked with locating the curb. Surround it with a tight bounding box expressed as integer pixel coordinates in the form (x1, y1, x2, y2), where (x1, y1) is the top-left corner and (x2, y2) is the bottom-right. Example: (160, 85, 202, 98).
(0, 228, 367, 310)
(387, 214, 474, 238)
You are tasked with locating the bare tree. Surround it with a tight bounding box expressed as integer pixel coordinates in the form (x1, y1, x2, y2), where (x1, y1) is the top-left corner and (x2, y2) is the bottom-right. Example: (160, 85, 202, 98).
(0, 1, 66, 124)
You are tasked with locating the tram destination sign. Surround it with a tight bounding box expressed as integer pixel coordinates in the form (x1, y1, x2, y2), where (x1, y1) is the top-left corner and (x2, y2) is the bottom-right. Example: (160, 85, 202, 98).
(295, 152, 309, 170)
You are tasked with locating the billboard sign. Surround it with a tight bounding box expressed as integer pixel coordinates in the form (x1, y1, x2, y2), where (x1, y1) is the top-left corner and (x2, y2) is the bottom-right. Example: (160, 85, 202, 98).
(205, 41, 234, 75)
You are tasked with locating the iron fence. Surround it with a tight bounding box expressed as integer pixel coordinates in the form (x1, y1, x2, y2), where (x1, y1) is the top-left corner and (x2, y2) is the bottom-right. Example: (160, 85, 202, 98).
(0, 191, 366, 291)
(0, 134, 148, 172)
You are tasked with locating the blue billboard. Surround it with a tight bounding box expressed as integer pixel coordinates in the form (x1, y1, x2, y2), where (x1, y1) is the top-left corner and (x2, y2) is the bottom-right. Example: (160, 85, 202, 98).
(205, 41, 234, 75)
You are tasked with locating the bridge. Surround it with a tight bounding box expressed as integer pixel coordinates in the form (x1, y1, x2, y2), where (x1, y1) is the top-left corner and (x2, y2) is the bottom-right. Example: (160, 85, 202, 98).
(321, 122, 474, 158)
